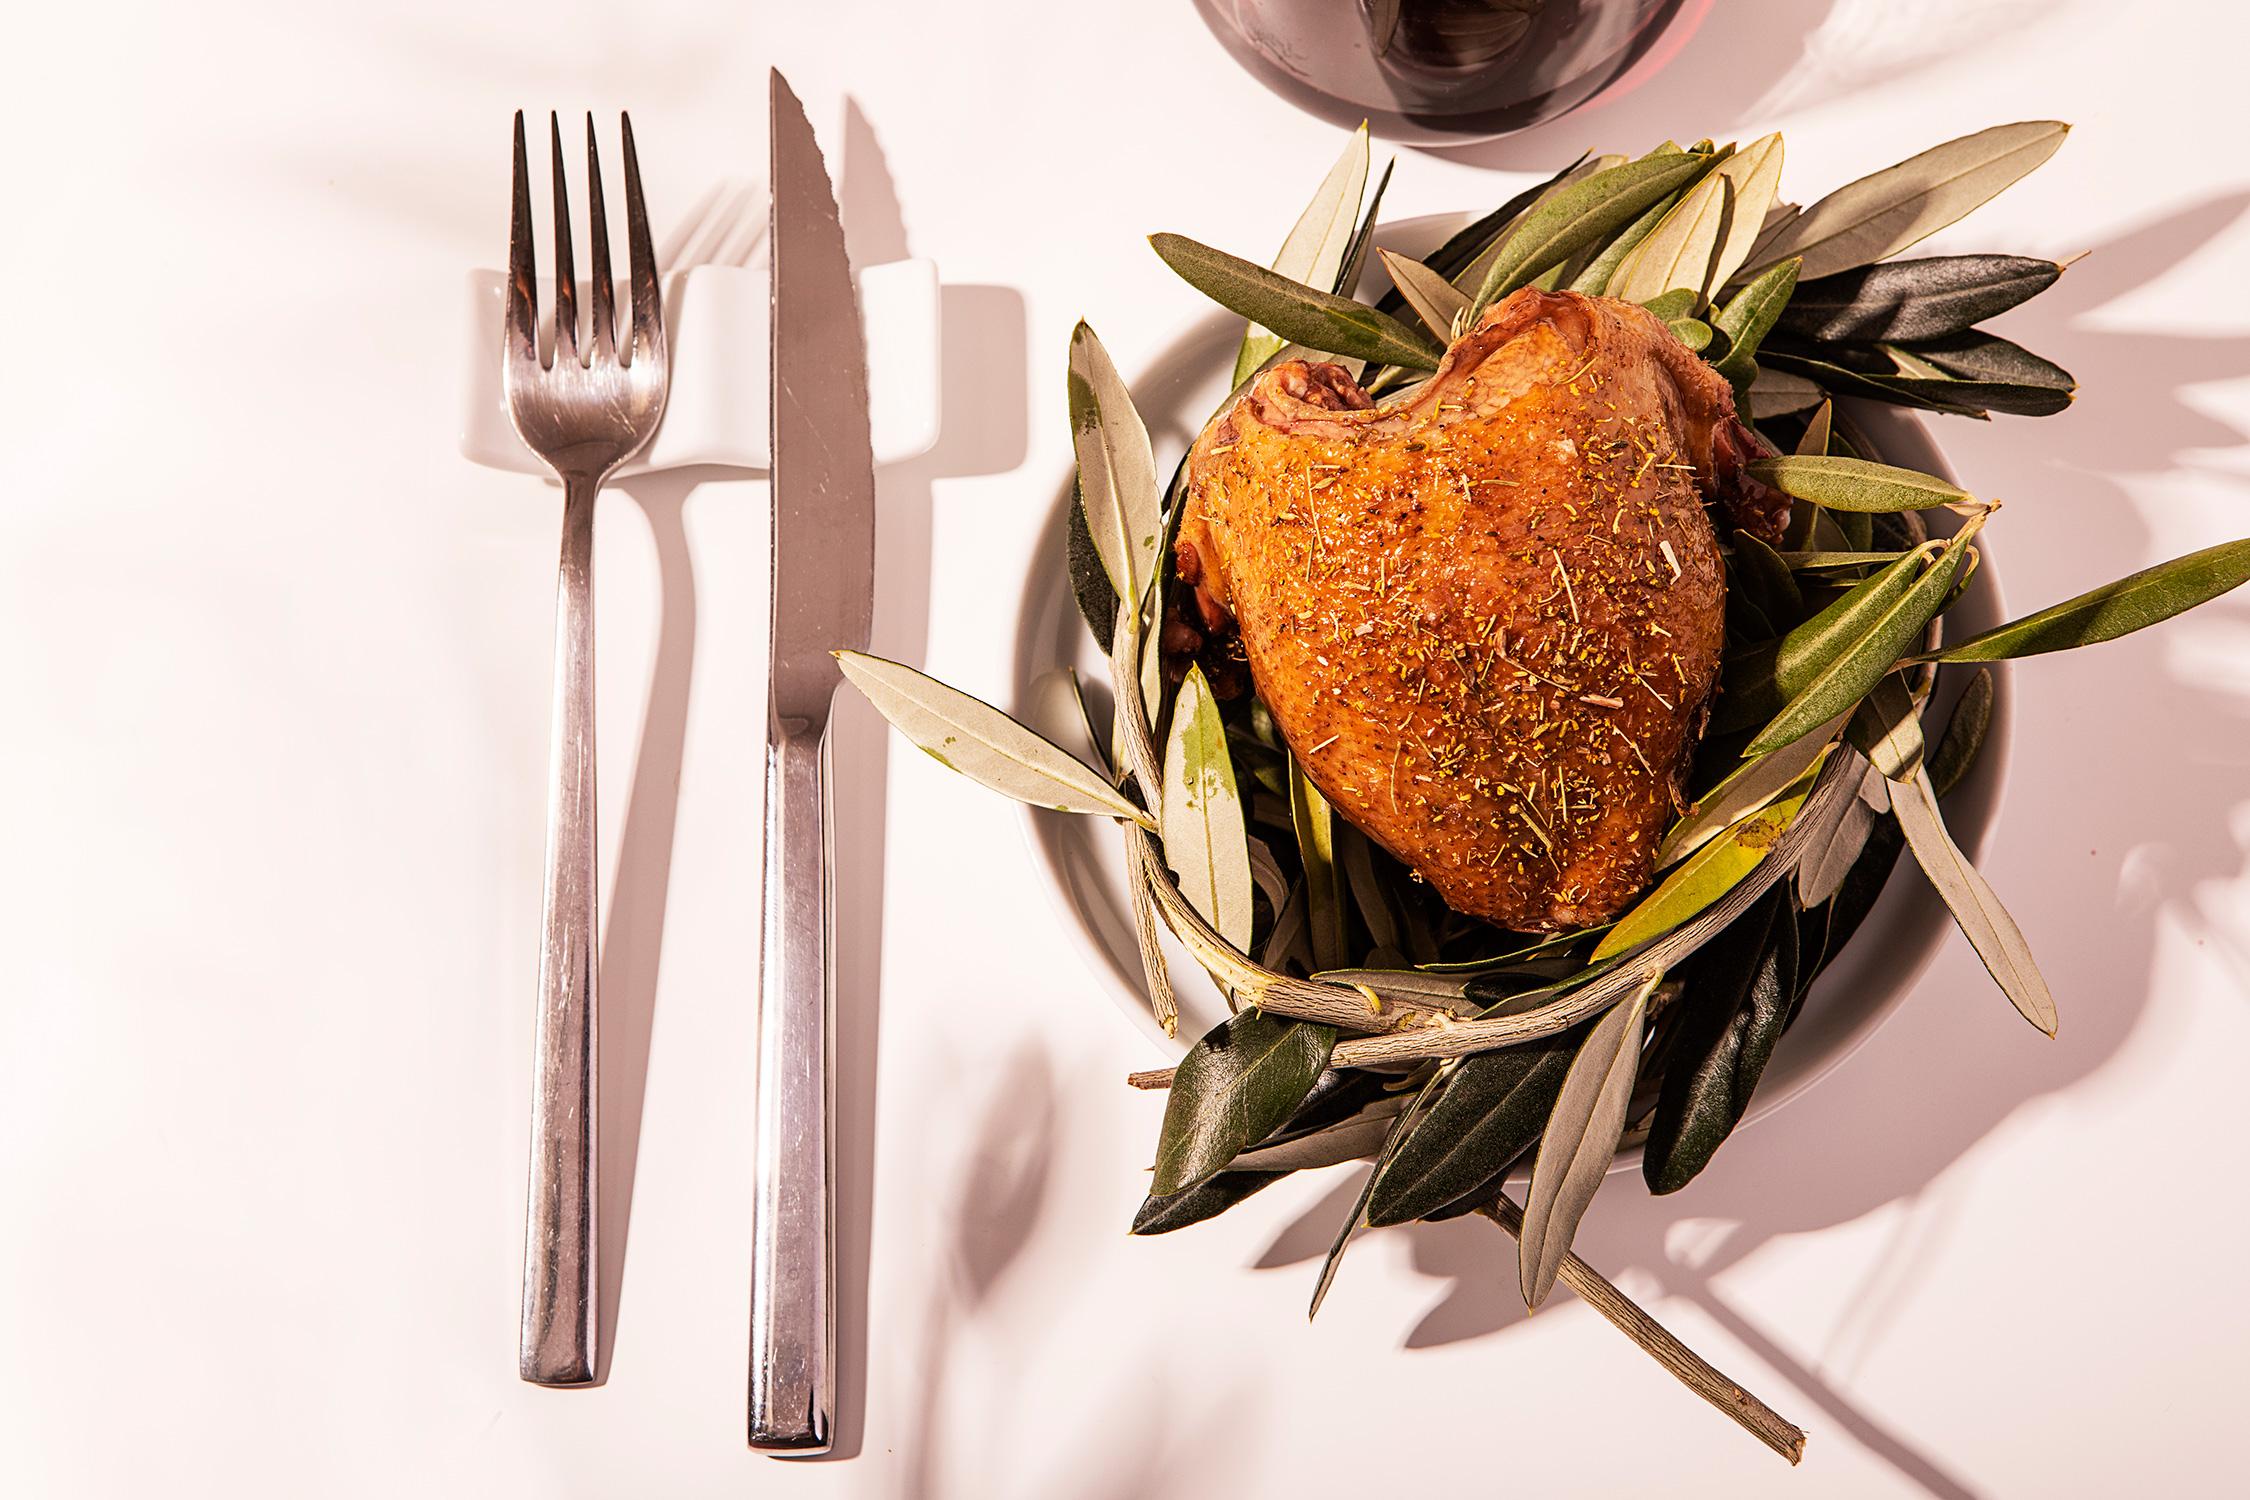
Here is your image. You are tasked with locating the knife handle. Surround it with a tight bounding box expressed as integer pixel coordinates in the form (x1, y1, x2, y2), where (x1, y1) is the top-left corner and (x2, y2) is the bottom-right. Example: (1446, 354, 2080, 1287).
(749, 724, 836, 1454)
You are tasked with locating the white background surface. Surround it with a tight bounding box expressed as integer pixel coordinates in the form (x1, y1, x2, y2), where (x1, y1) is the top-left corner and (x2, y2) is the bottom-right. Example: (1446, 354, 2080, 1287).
(7, 1, 2250, 1494)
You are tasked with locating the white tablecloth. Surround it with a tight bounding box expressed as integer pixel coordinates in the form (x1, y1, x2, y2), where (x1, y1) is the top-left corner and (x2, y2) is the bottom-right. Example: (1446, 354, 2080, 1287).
(7, 1, 2249, 1493)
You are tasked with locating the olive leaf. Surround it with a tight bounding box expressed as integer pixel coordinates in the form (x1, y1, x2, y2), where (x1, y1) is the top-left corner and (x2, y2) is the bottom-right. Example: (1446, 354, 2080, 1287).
(1152, 1010, 1339, 1196)
(1291, 762, 1347, 971)
(1131, 1170, 1286, 1235)
(1309, 1070, 1442, 1318)
(1795, 399, 1833, 458)
(1518, 972, 1658, 1307)
(1670, 318, 1713, 352)
(1657, 720, 1842, 868)
(1900, 329, 2072, 386)
(1777, 254, 2062, 342)
(1642, 886, 1799, 1195)
(1745, 454, 1972, 512)
(1334, 825, 1403, 954)
(836, 652, 1153, 825)
(1717, 543, 1934, 731)
(1745, 514, 1983, 757)
(1065, 477, 1118, 651)
(1607, 164, 1735, 306)
(1892, 765, 2059, 1036)
(1745, 366, 1824, 418)
(1731, 530, 1803, 624)
(1469, 151, 1717, 315)
(1706, 133, 1787, 292)
(1845, 673, 1926, 780)
(1942, 537, 2250, 667)
(1152, 233, 1444, 370)
(1162, 664, 1254, 949)
(1741, 121, 2069, 281)
(1234, 125, 1371, 386)
(1594, 774, 1816, 961)
(1712, 258, 1800, 393)
(1639, 287, 1698, 321)
(1068, 322, 1163, 614)
(1378, 248, 1470, 338)
(1385, 154, 1589, 312)
(1791, 753, 1879, 909)
(1231, 1094, 1412, 1171)
(1779, 551, 1907, 572)
(1454, 153, 1626, 299)
(1332, 157, 1396, 299)
(1929, 667, 1995, 798)
(1568, 187, 1681, 296)
(1366, 1028, 1579, 1225)
(1759, 349, 1993, 418)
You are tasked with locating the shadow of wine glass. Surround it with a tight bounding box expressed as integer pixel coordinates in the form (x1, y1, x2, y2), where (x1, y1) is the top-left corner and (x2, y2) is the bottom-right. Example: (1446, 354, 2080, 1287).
(1422, 0, 2069, 171)
(1243, 190, 2250, 1497)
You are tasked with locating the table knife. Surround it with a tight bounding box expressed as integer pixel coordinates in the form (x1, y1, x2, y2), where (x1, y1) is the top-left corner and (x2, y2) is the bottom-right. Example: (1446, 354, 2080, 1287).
(748, 68, 875, 1456)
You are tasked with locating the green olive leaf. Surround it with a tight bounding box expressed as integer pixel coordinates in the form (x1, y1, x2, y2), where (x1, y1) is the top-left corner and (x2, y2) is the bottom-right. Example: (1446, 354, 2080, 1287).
(1658, 724, 1841, 869)
(1161, 665, 1254, 949)
(1758, 347, 1992, 417)
(1366, 1028, 1579, 1226)
(1151, 1010, 1339, 1197)
(1468, 151, 1717, 315)
(1742, 121, 2069, 281)
(1567, 187, 1681, 295)
(1518, 972, 1657, 1307)
(1131, 1169, 1286, 1235)
(836, 651, 1153, 825)
(1290, 761, 1347, 971)
(1642, 884, 1799, 1194)
(1594, 775, 1815, 962)
(1152, 233, 1444, 370)
(1932, 537, 2250, 662)
(1712, 258, 1801, 393)
(1745, 514, 1984, 757)
(1744, 454, 1973, 512)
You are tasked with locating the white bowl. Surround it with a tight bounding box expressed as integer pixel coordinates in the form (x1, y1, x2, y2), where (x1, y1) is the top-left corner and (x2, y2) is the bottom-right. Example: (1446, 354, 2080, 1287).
(1010, 221, 2009, 1170)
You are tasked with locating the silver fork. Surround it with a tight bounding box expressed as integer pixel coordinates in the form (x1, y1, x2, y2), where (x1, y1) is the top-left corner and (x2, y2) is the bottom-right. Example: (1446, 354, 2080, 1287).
(503, 110, 669, 1387)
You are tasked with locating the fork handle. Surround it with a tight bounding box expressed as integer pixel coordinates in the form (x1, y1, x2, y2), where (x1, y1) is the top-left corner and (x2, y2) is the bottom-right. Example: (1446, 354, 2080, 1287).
(521, 476, 600, 1386)
(748, 722, 836, 1453)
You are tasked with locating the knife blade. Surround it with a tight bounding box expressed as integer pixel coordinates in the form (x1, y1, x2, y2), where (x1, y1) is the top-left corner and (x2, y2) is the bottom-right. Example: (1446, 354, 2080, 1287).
(769, 70, 876, 719)
(749, 68, 874, 1457)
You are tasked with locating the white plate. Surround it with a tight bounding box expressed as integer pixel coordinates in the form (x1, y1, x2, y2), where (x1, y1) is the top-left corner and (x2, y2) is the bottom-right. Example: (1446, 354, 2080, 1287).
(1010, 220, 2009, 1170)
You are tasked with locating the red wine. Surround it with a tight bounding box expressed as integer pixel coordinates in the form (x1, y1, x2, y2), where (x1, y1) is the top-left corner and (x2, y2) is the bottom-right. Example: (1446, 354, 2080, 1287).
(1197, 0, 1685, 143)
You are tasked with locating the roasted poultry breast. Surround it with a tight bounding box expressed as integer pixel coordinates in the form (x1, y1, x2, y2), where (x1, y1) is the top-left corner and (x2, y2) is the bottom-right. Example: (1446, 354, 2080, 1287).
(1172, 287, 1789, 932)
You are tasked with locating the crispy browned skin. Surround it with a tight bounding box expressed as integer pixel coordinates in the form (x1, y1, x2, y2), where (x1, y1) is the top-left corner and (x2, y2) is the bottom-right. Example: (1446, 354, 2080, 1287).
(1173, 288, 1787, 932)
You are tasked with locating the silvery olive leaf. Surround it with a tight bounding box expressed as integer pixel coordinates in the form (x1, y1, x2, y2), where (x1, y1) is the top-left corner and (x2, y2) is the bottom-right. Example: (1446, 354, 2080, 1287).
(1067, 322, 1163, 615)
(1234, 125, 1371, 387)
(1893, 766, 2058, 1035)
(1742, 121, 2069, 281)
(1162, 664, 1254, 949)
(836, 652, 1152, 825)
(1518, 972, 1657, 1307)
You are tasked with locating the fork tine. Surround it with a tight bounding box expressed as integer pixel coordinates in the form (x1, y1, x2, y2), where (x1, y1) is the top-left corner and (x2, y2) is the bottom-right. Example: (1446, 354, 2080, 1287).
(620, 113, 662, 362)
(548, 113, 578, 368)
(504, 111, 539, 366)
(584, 117, 616, 361)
